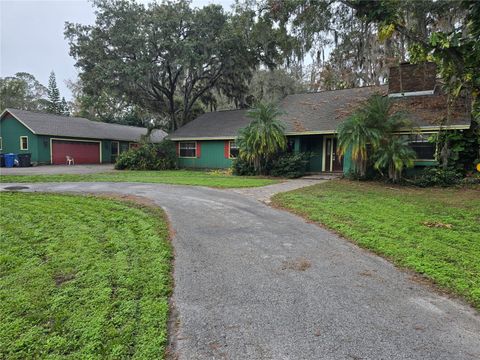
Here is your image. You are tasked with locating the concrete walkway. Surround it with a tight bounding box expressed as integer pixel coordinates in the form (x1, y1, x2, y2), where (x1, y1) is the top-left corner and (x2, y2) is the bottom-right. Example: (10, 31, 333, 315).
(2, 182, 478, 360)
(231, 177, 327, 203)
(231, 174, 341, 203)
(0, 164, 115, 175)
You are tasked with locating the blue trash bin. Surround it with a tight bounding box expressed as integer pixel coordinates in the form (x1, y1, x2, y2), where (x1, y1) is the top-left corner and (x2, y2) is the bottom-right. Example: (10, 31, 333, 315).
(4, 153, 16, 168)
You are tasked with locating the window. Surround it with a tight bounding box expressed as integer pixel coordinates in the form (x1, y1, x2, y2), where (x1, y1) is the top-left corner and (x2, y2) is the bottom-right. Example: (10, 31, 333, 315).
(179, 142, 196, 158)
(229, 141, 239, 159)
(0, 137, 2, 150)
(20, 136, 28, 150)
(409, 134, 435, 160)
(111, 141, 119, 155)
(111, 141, 120, 162)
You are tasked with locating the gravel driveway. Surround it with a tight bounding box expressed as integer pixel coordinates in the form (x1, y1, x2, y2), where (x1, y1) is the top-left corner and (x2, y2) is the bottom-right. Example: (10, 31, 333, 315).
(2, 182, 479, 359)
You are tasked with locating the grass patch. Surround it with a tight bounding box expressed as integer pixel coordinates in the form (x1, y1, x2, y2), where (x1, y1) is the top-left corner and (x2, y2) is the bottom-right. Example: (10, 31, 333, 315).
(0, 170, 278, 188)
(0, 192, 172, 359)
(272, 180, 480, 309)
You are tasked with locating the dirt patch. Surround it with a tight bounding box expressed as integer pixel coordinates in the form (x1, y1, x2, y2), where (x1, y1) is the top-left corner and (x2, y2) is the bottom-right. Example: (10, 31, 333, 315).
(422, 221, 453, 229)
(281, 257, 311, 272)
(54, 273, 76, 286)
(358, 270, 377, 277)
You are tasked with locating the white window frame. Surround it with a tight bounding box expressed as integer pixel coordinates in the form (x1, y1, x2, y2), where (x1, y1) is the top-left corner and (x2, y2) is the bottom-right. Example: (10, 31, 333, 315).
(179, 141, 197, 158)
(228, 140, 239, 159)
(20, 136, 28, 150)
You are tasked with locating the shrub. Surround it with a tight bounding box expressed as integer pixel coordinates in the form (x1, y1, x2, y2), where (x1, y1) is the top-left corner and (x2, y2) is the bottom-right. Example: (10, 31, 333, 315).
(115, 140, 177, 170)
(410, 167, 463, 187)
(231, 157, 256, 176)
(270, 153, 310, 178)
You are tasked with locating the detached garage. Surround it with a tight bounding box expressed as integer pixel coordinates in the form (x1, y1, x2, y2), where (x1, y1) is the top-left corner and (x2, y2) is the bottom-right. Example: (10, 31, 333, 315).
(0, 108, 167, 165)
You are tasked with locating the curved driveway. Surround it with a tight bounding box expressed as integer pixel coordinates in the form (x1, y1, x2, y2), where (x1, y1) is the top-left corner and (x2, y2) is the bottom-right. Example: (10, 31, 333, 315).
(2, 182, 479, 359)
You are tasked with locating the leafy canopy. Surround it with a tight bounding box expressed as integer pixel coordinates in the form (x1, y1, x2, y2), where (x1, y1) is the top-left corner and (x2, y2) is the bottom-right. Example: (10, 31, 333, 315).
(65, 0, 288, 131)
(0, 72, 48, 111)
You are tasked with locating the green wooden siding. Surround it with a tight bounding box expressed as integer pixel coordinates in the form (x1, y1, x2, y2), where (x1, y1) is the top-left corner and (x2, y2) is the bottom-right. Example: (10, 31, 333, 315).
(299, 135, 324, 172)
(342, 146, 353, 174)
(0, 115, 39, 162)
(1, 115, 132, 164)
(178, 140, 233, 169)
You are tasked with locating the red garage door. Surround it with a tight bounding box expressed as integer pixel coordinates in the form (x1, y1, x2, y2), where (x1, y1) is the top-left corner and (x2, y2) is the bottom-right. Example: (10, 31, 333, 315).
(52, 140, 101, 165)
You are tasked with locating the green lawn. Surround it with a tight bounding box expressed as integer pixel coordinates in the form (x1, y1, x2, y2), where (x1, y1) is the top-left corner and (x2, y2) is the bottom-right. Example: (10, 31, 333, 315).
(0, 193, 172, 359)
(0, 170, 278, 188)
(272, 180, 480, 309)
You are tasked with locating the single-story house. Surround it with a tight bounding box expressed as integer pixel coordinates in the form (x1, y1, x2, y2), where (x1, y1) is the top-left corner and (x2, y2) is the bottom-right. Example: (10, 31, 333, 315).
(0, 109, 166, 165)
(170, 63, 471, 173)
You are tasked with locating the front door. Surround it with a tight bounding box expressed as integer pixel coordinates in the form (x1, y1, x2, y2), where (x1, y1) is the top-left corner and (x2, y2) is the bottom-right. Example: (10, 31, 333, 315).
(324, 136, 343, 172)
(332, 138, 343, 171)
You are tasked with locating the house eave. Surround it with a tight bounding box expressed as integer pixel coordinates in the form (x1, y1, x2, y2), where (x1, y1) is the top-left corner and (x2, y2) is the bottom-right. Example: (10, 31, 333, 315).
(169, 136, 237, 141)
(388, 90, 435, 98)
(169, 124, 470, 141)
(0, 109, 38, 134)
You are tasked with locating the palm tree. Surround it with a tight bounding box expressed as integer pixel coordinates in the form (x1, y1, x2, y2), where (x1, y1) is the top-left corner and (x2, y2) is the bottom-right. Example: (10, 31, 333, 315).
(337, 94, 413, 178)
(237, 103, 286, 174)
(355, 94, 413, 135)
(337, 113, 382, 177)
(374, 136, 416, 182)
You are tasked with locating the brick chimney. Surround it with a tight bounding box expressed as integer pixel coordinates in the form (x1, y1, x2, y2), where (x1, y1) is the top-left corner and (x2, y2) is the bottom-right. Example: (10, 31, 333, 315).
(388, 62, 437, 96)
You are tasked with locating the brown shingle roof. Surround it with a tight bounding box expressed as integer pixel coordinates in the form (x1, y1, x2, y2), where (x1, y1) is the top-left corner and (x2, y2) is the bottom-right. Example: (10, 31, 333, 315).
(170, 109, 250, 139)
(279, 86, 388, 133)
(2, 108, 167, 142)
(170, 85, 471, 140)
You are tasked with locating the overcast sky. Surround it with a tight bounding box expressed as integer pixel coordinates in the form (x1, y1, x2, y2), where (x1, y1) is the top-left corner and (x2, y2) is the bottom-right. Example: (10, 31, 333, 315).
(1, 0, 234, 100)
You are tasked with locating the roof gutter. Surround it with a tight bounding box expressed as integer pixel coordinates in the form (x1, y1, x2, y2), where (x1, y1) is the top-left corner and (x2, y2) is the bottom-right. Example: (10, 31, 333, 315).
(168, 136, 237, 141)
(169, 124, 470, 141)
(388, 90, 435, 98)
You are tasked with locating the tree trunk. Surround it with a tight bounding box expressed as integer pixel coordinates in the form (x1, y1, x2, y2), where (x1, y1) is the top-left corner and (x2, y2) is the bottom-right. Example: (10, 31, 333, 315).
(440, 139, 450, 170)
(358, 157, 367, 177)
(389, 163, 397, 182)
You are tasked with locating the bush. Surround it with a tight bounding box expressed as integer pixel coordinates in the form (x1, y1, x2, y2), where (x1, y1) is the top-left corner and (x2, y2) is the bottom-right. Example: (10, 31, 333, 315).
(115, 140, 177, 170)
(410, 167, 463, 187)
(233, 152, 310, 178)
(270, 153, 310, 178)
(231, 157, 256, 176)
